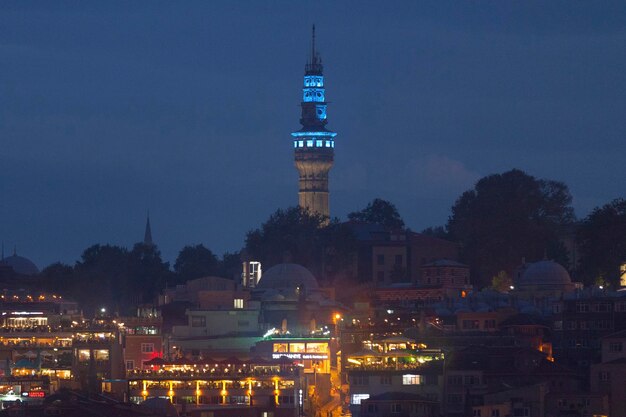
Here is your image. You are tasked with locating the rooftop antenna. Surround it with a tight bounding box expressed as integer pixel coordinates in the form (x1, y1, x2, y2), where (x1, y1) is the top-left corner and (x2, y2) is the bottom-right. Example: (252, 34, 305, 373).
(311, 24, 316, 65)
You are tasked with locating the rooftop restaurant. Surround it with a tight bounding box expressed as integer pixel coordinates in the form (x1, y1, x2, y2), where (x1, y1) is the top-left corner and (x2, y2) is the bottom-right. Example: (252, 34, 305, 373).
(344, 336, 443, 370)
(126, 356, 304, 409)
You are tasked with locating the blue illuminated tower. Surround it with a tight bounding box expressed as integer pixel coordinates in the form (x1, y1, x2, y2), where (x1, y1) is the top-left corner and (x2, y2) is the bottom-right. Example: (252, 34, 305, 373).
(292, 25, 337, 218)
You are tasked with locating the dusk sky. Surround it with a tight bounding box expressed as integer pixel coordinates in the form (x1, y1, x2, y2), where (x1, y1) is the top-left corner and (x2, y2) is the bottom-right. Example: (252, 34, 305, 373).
(2, 1, 625, 268)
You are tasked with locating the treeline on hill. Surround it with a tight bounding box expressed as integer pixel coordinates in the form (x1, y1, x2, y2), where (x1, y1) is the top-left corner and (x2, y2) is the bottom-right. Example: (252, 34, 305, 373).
(39, 243, 241, 316)
(38, 169, 625, 313)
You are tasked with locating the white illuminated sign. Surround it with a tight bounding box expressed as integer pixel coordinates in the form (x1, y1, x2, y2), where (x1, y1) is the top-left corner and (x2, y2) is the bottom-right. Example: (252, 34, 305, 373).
(11, 312, 44, 315)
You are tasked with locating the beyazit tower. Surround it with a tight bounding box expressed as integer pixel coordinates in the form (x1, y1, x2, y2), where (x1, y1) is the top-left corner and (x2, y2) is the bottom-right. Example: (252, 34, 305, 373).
(292, 25, 337, 219)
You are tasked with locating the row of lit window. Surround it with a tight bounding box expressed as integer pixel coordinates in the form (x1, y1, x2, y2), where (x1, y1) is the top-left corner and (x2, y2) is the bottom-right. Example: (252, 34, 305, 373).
(304, 76, 323, 87)
(273, 342, 328, 353)
(294, 140, 334, 148)
(303, 88, 325, 102)
(130, 380, 294, 390)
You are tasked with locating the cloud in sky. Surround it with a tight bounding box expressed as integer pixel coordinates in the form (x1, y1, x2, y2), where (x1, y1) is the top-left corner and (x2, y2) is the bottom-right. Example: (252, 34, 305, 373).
(406, 155, 481, 194)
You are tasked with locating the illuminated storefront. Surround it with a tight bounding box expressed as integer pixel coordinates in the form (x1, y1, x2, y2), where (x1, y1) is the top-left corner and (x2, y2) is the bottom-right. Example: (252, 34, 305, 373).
(260, 337, 331, 374)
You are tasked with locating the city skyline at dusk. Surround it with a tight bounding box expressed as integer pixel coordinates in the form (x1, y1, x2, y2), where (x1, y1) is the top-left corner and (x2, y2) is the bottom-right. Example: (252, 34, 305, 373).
(2, 2, 626, 267)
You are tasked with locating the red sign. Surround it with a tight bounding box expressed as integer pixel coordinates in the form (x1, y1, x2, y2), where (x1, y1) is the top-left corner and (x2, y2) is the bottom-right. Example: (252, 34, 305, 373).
(28, 391, 45, 398)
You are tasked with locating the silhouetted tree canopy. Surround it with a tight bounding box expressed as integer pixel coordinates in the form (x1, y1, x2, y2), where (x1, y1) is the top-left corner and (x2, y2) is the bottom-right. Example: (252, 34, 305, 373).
(74, 244, 130, 314)
(219, 251, 242, 280)
(348, 198, 405, 229)
(245, 206, 356, 284)
(447, 169, 575, 288)
(127, 243, 172, 304)
(577, 198, 626, 287)
(174, 244, 219, 281)
(421, 226, 449, 239)
(40, 262, 75, 294)
(38, 243, 173, 315)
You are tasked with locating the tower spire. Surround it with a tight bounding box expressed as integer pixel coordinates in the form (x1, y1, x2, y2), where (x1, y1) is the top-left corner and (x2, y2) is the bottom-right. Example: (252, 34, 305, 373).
(144, 212, 153, 246)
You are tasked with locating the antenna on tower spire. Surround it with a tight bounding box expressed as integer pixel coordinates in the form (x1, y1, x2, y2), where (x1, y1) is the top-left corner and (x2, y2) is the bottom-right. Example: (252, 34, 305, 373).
(305, 24, 323, 74)
(311, 24, 316, 65)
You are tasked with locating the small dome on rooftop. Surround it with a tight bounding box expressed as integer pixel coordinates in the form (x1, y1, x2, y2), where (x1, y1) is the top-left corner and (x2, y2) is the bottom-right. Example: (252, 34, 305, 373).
(257, 263, 318, 291)
(1, 253, 39, 275)
(519, 260, 571, 287)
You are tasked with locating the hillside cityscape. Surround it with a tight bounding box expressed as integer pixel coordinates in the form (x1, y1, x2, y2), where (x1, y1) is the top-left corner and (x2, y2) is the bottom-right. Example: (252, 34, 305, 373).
(2, 5, 626, 417)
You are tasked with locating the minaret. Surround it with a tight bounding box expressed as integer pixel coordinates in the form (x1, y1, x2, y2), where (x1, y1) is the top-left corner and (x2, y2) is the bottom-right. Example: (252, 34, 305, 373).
(292, 25, 337, 219)
(144, 212, 153, 246)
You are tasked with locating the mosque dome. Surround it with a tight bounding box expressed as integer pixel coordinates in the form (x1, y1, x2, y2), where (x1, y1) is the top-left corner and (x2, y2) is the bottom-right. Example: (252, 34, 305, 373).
(257, 263, 318, 291)
(519, 260, 571, 287)
(1, 254, 39, 275)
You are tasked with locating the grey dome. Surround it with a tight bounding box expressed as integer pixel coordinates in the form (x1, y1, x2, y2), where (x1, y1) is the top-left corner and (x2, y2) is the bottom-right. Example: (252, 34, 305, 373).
(1, 254, 39, 275)
(257, 263, 318, 291)
(519, 260, 571, 288)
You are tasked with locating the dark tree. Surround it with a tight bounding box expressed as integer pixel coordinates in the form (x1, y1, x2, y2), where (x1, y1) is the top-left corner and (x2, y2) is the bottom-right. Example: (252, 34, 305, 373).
(421, 226, 449, 239)
(348, 198, 405, 229)
(39, 262, 75, 294)
(127, 243, 172, 305)
(577, 199, 626, 287)
(245, 207, 327, 268)
(77, 244, 129, 275)
(74, 244, 130, 314)
(447, 169, 575, 288)
(245, 206, 356, 283)
(219, 251, 242, 280)
(174, 244, 219, 282)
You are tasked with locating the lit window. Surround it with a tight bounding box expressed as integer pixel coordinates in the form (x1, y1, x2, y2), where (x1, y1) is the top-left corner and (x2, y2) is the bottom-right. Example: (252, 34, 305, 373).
(351, 394, 369, 405)
(78, 349, 91, 362)
(306, 140, 313, 147)
(289, 343, 306, 353)
(402, 374, 421, 385)
(305, 343, 328, 353)
(234, 299, 244, 309)
(316, 140, 323, 147)
(273, 343, 288, 353)
(325, 141, 331, 147)
(294, 141, 298, 148)
(298, 141, 303, 147)
(331, 141, 334, 148)
(95, 349, 109, 360)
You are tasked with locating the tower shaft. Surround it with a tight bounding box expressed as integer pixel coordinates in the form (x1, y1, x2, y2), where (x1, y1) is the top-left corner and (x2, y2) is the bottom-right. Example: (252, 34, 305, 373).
(295, 148, 333, 218)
